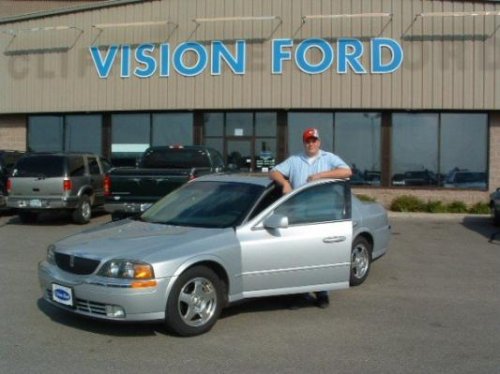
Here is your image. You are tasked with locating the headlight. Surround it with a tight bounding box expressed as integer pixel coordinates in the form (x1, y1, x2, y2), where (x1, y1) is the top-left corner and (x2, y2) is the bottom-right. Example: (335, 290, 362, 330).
(47, 244, 56, 264)
(98, 259, 155, 280)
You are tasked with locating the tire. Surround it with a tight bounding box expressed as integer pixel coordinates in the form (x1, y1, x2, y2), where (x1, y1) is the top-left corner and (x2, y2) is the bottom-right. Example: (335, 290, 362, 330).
(72, 195, 92, 224)
(350, 236, 372, 286)
(165, 266, 224, 337)
(18, 211, 38, 224)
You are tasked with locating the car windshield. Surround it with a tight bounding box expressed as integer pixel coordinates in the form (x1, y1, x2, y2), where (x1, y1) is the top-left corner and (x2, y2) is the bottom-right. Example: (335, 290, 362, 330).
(12, 156, 65, 178)
(141, 181, 265, 228)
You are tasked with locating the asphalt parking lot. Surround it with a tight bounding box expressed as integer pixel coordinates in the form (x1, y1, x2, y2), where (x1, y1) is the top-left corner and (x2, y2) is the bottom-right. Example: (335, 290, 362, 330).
(0, 211, 499, 374)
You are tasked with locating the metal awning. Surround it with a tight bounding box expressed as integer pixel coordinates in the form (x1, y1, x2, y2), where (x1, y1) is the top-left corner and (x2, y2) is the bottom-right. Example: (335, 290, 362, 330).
(301, 13, 392, 24)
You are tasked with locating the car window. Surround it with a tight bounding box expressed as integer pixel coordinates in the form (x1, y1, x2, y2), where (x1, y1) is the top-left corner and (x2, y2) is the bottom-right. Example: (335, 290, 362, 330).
(68, 156, 86, 177)
(13, 155, 65, 178)
(88, 157, 100, 175)
(100, 158, 112, 172)
(248, 185, 282, 220)
(274, 182, 346, 225)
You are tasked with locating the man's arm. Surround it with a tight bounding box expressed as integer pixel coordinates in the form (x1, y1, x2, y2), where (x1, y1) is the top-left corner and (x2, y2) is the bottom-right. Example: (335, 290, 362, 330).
(307, 167, 352, 182)
(269, 169, 293, 194)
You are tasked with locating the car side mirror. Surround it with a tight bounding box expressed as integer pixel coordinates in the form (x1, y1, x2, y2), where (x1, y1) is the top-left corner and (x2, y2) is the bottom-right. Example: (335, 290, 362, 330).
(263, 213, 288, 229)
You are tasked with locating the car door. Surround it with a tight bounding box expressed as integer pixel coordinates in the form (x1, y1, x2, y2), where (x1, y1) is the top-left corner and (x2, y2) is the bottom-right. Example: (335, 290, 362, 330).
(236, 180, 352, 298)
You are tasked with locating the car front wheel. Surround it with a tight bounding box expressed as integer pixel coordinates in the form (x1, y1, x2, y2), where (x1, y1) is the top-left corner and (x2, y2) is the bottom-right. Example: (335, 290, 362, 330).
(72, 195, 91, 224)
(350, 236, 372, 286)
(165, 266, 224, 336)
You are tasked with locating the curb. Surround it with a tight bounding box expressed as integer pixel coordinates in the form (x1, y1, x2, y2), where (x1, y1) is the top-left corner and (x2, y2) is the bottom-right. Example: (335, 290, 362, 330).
(387, 212, 490, 221)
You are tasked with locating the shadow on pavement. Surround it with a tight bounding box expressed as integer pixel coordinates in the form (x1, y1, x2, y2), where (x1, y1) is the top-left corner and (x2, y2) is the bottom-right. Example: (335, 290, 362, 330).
(37, 294, 317, 337)
(461, 216, 500, 244)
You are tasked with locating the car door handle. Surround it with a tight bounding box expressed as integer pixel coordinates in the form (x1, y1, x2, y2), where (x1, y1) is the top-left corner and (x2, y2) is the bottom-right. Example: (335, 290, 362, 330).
(323, 236, 346, 243)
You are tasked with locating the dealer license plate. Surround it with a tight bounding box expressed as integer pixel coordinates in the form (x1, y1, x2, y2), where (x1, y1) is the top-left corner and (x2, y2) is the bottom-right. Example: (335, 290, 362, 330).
(52, 283, 74, 307)
(29, 199, 42, 208)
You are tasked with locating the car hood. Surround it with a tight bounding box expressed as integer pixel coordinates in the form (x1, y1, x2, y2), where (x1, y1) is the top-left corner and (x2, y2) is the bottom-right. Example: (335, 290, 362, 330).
(54, 219, 235, 263)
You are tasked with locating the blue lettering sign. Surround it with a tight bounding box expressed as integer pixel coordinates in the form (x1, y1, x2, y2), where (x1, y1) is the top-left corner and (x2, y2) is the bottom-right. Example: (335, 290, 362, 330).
(121, 45, 132, 78)
(295, 38, 334, 74)
(337, 39, 366, 74)
(272, 39, 293, 74)
(211, 40, 246, 75)
(371, 38, 404, 74)
(89, 45, 119, 78)
(134, 44, 157, 78)
(173, 42, 208, 77)
(160, 43, 170, 77)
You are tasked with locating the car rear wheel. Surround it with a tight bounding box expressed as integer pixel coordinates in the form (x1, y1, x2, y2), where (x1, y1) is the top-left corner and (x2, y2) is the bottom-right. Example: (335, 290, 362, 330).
(350, 236, 372, 286)
(165, 266, 224, 336)
(72, 195, 91, 224)
(18, 211, 38, 224)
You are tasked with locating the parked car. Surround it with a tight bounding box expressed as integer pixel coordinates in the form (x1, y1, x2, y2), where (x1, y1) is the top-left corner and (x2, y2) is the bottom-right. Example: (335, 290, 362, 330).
(0, 150, 25, 208)
(444, 170, 487, 189)
(104, 145, 225, 220)
(38, 175, 390, 336)
(490, 188, 500, 225)
(7, 153, 112, 224)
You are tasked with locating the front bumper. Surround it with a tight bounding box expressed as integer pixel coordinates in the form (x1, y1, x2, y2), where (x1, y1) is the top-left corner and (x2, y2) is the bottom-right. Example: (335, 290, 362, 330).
(7, 196, 79, 210)
(38, 260, 172, 322)
(104, 202, 153, 214)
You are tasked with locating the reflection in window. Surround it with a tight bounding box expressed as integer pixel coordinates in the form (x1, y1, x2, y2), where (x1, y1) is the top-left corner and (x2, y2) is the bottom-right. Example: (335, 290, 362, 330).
(391, 113, 488, 189)
(152, 113, 193, 146)
(226, 112, 253, 137)
(65, 115, 102, 155)
(275, 183, 346, 225)
(392, 113, 439, 187)
(335, 113, 381, 186)
(111, 114, 150, 166)
(440, 114, 487, 189)
(287, 113, 333, 156)
(28, 116, 63, 152)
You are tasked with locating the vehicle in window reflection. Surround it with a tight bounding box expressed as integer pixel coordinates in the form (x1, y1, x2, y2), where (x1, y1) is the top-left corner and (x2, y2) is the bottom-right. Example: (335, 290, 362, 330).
(392, 170, 438, 187)
(38, 175, 390, 336)
(444, 170, 487, 189)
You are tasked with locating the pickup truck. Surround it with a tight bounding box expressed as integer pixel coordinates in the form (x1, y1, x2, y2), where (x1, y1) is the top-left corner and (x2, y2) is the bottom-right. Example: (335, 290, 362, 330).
(104, 145, 225, 220)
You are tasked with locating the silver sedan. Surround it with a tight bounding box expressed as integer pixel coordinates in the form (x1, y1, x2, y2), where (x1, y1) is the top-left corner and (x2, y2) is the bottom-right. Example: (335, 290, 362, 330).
(39, 175, 390, 336)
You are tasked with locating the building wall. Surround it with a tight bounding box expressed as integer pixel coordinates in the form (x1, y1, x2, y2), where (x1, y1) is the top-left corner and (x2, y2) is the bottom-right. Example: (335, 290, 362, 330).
(0, 115, 26, 150)
(0, 0, 499, 114)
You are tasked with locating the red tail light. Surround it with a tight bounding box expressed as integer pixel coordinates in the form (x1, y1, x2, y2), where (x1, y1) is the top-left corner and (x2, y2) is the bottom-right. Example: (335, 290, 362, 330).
(63, 179, 72, 191)
(104, 175, 111, 196)
(6, 178, 12, 194)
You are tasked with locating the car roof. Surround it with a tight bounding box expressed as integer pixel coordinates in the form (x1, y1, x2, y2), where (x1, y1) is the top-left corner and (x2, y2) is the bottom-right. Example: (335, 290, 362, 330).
(195, 173, 274, 187)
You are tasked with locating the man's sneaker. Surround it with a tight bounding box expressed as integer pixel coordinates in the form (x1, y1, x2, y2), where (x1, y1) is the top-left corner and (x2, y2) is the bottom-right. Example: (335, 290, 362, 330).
(315, 293, 330, 309)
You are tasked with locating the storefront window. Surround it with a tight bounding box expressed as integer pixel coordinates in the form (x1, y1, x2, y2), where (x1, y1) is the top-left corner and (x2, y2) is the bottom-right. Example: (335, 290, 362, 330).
(203, 112, 277, 171)
(65, 115, 102, 155)
(392, 113, 439, 187)
(111, 114, 150, 166)
(335, 113, 381, 186)
(440, 113, 487, 189)
(152, 113, 193, 146)
(28, 116, 63, 152)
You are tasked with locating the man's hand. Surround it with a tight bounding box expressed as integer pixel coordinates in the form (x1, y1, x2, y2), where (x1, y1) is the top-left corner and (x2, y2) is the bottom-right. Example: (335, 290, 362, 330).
(282, 181, 292, 194)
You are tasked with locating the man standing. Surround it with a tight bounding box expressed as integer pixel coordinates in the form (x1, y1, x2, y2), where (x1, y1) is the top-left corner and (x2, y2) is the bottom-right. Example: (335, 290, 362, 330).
(269, 127, 352, 308)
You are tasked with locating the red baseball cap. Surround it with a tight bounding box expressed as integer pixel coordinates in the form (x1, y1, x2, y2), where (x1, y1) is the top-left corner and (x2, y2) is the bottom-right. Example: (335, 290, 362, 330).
(303, 128, 320, 142)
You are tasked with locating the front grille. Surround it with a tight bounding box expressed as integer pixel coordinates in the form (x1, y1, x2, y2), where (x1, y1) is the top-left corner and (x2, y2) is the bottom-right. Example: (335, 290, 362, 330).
(47, 289, 107, 316)
(54, 253, 100, 275)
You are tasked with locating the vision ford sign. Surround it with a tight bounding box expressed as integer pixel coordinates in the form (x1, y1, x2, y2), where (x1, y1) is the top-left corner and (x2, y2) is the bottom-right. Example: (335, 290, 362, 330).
(89, 37, 403, 79)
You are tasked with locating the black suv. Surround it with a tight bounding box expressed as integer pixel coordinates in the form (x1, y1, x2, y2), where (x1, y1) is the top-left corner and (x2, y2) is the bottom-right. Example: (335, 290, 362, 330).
(0, 150, 25, 208)
(7, 153, 112, 223)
